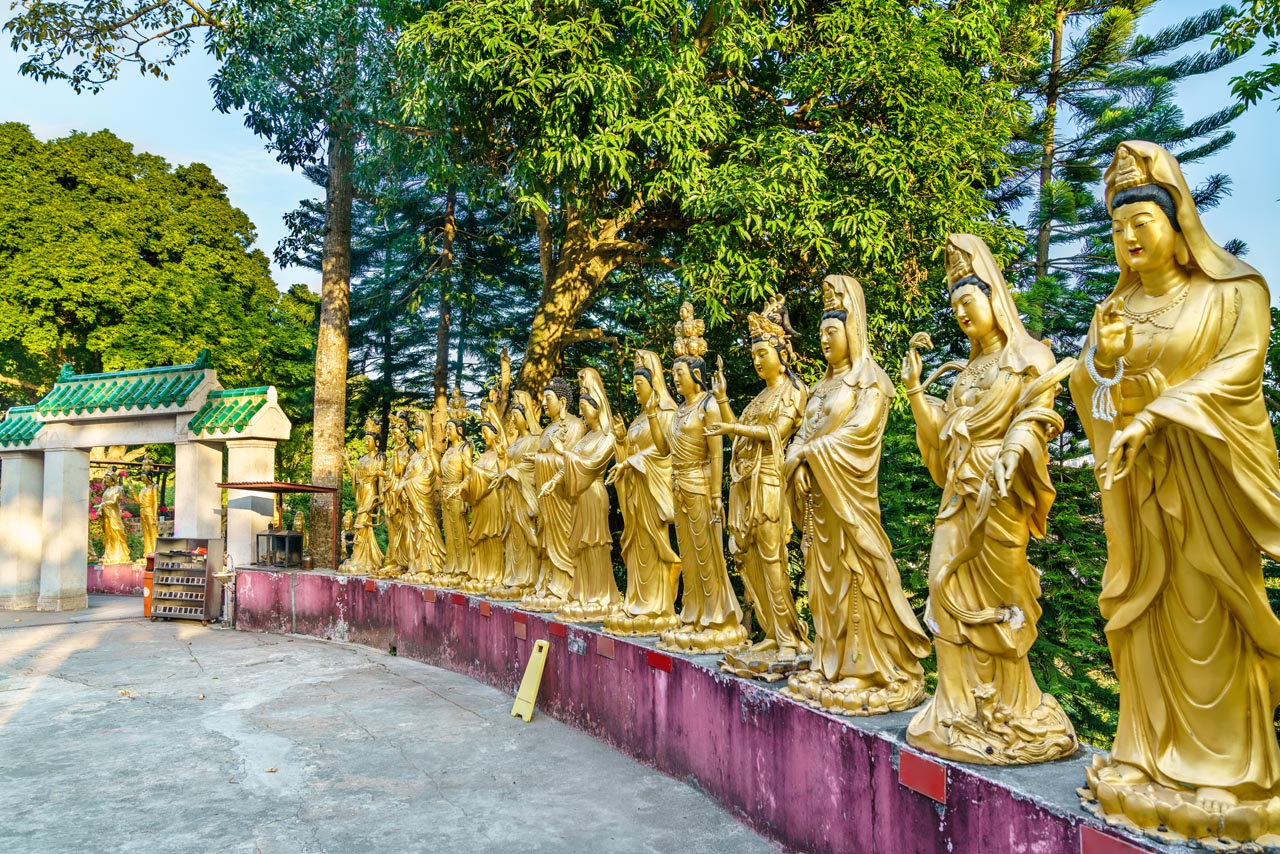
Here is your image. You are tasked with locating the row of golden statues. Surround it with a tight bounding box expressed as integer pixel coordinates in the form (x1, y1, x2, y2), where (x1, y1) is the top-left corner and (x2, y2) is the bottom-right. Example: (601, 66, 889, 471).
(338, 142, 1280, 846)
(96, 458, 160, 563)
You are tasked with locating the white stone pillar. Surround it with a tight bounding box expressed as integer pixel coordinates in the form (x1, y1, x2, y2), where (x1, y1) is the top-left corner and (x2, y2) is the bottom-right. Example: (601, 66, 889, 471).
(225, 439, 276, 567)
(173, 440, 223, 540)
(0, 452, 45, 610)
(37, 448, 89, 611)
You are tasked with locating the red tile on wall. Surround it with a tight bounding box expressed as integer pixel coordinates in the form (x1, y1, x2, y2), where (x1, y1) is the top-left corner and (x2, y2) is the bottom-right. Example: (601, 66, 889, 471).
(1080, 825, 1152, 854)
(899, 750, 946, 803)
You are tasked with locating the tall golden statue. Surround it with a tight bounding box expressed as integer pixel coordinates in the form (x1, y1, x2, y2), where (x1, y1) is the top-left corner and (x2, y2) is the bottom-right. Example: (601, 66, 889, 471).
(402, 414, 447, 584)
(521, 377, 585, 612)
(1069, 141, 1280, 845)
(98, 471, 131, 565)
(715, 295, 812, 680)
(437, 392, 473, 587)
(133, 458, 159, 557)
(782, 275, 930, 715)
(380, 411, 412, 576)
(461, 402, 508, 595)
(488, 390, 541, 600)
(340, 421, 385, 575)
(547, 368, 620, 623)
(651, 307, 749, 654)
(901, 235, 1078, 764)
(603, 350, 681, 637)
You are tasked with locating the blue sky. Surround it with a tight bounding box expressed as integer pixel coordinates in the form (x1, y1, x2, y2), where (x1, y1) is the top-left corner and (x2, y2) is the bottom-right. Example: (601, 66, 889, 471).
(2, 2, 1277, 296)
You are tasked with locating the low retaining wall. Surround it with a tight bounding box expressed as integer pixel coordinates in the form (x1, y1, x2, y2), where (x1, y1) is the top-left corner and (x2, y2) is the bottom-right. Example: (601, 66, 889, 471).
(87, 563, 144, 596)
(234, 568, 1179, 854)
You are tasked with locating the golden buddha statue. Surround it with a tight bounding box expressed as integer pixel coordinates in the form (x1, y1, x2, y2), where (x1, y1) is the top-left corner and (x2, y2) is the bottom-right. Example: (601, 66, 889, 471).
(782, 275, 930, 715)
(340, 421, 386, 575)
(380, 411, 412, 576)
(520, 377, 585, 612)
(901, 235, 1078, 764)
(98, 471, 132, 565)
(460, 401, 508, 594)
(547, 368, 621, 623)
(1069, 141, 1280, 845)
(603, 350, 682, 637)
(487, 390, 541, 600)
(133, 457, 159, 557)
(402, 413, 448, 584)
(652, 307, 749, 654)
(716, 295, 812, 680)
(438, 400, 474, 588)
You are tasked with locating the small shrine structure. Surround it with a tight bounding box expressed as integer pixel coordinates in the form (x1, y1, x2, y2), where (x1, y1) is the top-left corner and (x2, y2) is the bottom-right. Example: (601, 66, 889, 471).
(0, 351, 290, 611)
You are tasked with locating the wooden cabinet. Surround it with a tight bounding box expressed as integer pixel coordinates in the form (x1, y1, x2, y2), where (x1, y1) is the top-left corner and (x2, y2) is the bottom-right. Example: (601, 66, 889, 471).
(151, 537, 223, 621)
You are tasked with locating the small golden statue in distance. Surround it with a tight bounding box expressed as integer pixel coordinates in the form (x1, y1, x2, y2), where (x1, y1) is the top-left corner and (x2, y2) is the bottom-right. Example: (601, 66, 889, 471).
(1070, 141, 1280, 846)
(521, 377, 585, 612)
(603, 350, 682, 637)
(401, 412, 447, 583)
(437, 399, 474, 588)
(340, 419, 386, 575)
(98, 470, 132, 565)
(673, 300, 707, 358)
(488, 390, 541, 600)
(652, 304, 750, 654)
(379, 411, 413, 577)
(715, 294, 813, 681)
(133, 456, 159, 557)
(548, 368, 621, 622)
(902, 235, 1078, 765)
(460, 400, 509, 595)
(782, 275, 930, 715)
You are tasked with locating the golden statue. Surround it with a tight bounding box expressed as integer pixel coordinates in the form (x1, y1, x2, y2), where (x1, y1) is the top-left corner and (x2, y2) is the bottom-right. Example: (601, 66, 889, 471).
(1069, 141, 1280, 845)
(651, 307, 749, 654)
(901, 235, 1078, 764)
(673, 300, 707, 357)
(461, 402, 508, 595)
(402, 414, 448, 583)
(98, 471, 132, 565)
(548, 368, 620, 622)
(380, 411, 412, 576)
(340, 421, 386, 575)
(437, 396, 474, 587)
(521, 377, 585, 612)
(488, 390, 541, 600)
(715, 295, 812, 680)
(133, 458, 159, 557)
(782, 275, 930, 715)
(602, 350, 681, 637)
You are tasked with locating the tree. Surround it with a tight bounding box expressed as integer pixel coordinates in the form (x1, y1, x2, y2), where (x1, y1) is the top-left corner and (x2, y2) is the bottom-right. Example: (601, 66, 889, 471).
(1216, 0, 1280, 108)
(0, 121, 314, 405)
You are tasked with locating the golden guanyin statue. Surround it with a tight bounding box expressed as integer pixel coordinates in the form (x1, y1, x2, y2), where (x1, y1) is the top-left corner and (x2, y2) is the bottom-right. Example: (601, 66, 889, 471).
(603, 350, 681, 637)
(782, 275, 930, 714)
(1069, 141, 1280, 846)
(98, 471, 132, 565)
(340, 421, 386, 575)
(544, 368, 620, 622)
(901, 235, 1078, 764)
(460, 401, 508, 595)
(652, 307, 749, 654)
(521, 377, 585, 612)
(403, 413, 447, 583)
(488, 390, 541, 600)
(437, 394, 473, 587)
(133, 458, 159, 557)
(716, 295, 812, 681)
(380, 411, 412, 576)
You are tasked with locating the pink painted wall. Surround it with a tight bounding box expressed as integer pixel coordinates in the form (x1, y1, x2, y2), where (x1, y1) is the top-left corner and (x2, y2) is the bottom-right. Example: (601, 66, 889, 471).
(86, 563, 144, 596)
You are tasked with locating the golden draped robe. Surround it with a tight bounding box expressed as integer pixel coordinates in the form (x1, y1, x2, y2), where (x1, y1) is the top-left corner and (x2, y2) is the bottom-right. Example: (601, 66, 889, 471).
(403, 449, 446, 577)
(563, 428, 620, 612)
(99, 483, 131, 565)
(614, 409, 680, 619)
(463, 447, 507, 590)
(534, 414, 584, 599)
(439, 442, 472, 581)
(499, 433, 540, 592)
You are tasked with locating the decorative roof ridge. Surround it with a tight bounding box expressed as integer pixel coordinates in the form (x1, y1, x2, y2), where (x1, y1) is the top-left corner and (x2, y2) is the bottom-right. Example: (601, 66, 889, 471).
(53, 348, 213, 385)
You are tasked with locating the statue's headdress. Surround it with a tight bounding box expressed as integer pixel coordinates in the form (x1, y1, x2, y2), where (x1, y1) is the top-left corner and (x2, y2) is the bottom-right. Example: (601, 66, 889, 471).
(544, 376, 574, 410)
(748, 294, 796, 362)
(447, 386, 468, 423)
(362, 416, 380, 438)
(673, 301, 708, 358)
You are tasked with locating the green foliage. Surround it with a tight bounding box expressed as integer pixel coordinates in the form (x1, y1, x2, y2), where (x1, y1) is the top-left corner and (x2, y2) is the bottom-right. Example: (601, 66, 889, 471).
(1216, 0, 1280, 108)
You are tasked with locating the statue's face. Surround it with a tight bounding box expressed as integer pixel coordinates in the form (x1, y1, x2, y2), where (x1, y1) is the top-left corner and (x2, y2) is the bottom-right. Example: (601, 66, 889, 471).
(481, 425, 497, 448)
(632, 373, 652, 404)
(680, 302, 693, 321)
(543, 389, 563, 418)
(413, 429, 426, 450)
(580, 397, 599, 426)
(820, 318, 848, 365)
(1112, 200, 1178, 275)
(672, 362, 698, 397)
(365, 433, 378, 453)
(510, 408, 526, 432)
(950, 285, 995, 340)
(751, 341, 782, 381)
(446, 422, 460, 443)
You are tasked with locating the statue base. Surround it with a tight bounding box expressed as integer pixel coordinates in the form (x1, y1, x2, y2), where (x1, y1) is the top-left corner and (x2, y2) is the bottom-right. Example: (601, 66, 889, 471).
(1080, 754, 1280, 849)
(656, 622, 750, 655)
(906, 692, 1077, 766)
(484, 583, 534, 601)
(781, 670, 925, 717)
(720, 643, 811, 682)
(518, 592, 566, 613)
(601, 610, 681, 638)
(458, 577, 496, 595)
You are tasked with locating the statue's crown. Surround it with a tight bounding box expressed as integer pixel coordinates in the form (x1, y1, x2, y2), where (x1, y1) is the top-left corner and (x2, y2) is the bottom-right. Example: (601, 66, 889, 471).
(822, 279, 840, 311)
(1109, 146, 1150, 194)
(945, 244, 974, 286)
(362, 415, 379, 437)
(673, 302, 707, 358)
(748, 294, 792, 359)
(447, 386, 468, 422)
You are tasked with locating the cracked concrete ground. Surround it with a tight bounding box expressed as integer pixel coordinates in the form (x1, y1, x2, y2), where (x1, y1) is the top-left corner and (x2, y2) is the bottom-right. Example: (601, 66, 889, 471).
(0, 596, 777, 854)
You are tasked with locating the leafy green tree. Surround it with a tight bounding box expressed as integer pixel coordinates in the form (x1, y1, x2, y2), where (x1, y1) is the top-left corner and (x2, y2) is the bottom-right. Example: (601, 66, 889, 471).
(1216, 0, 1280, 108)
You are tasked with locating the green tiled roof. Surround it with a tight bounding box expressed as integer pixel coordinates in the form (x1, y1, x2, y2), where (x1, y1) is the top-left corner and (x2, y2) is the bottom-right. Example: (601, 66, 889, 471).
(187, 387, 270, 436)
(0, 406, 43, 447)
(36, 356, 211, 417)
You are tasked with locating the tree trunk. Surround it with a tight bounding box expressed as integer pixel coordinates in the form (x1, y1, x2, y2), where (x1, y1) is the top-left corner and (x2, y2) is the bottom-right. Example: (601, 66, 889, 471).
(309, 125, 355, 569)
(1035, 7, 1066, 284)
